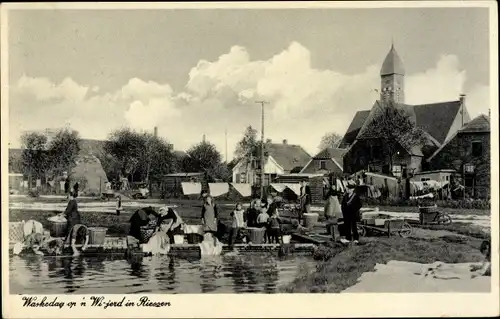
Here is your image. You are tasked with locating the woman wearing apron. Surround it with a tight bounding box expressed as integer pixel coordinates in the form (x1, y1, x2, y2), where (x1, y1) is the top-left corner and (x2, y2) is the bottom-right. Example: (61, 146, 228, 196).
(201, 196, 218, 246)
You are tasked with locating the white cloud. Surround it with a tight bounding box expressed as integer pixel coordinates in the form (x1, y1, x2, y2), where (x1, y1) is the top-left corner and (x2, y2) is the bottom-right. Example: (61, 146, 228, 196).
(9, 42, 490, 159)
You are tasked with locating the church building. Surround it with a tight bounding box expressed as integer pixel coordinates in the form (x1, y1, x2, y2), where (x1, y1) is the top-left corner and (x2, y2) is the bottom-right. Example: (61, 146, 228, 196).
(341, 44, 471, 178)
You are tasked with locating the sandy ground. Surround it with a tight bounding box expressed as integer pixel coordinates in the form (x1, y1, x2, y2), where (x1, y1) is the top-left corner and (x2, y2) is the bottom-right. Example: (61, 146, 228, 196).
(342, 260, 490, 292)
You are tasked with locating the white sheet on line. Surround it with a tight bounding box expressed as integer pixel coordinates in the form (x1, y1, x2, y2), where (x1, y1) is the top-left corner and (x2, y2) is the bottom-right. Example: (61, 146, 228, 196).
(336, 179, 345, 192)
(285, 183, 301, 196)
(270, 183, 287, 193)
(230, 183, 252, 197)
(209, 183, 229, 197)
(181, 182, 202, 195)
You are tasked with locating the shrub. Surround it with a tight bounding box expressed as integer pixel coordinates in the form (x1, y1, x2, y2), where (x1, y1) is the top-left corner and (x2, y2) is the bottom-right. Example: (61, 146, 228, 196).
(364, 198, 490, 210)
(28, 188, 40, 198)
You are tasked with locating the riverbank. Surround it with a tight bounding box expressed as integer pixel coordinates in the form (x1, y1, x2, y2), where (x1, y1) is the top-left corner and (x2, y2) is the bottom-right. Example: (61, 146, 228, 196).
(282, 235, 487, 293)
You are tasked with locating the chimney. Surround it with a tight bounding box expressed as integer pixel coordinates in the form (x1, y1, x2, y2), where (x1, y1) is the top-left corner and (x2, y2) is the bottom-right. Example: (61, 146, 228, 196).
(153, 126, 158, 138)
(283, 139, 288, 145)
(459, 94, 466, 126)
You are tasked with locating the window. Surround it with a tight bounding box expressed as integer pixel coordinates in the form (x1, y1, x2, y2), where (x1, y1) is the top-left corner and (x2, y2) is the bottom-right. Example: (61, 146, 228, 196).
(421, 177, 431, 182)
(445, 175, 449, 181)
(471, 141, 483, 157)
(319, 160, 327, 170)
(392, 165, 402, 177)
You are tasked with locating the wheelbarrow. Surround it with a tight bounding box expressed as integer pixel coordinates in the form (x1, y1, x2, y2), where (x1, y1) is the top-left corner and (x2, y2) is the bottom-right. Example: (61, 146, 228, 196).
(419, 206, 452, 225)
(358, 218, 413, 238)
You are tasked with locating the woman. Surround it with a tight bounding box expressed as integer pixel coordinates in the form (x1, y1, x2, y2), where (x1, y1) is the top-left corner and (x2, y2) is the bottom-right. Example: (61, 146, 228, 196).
(299, 180, 312, 224)
(341, 180, 362, 244)
(157, 206, 184, 244)
(63, 192, 81, 239)
(201, 196, 218, 246)
(324, 187, 342, 241)
(127, 206, 160, 247)
(64, 224, 89, 256)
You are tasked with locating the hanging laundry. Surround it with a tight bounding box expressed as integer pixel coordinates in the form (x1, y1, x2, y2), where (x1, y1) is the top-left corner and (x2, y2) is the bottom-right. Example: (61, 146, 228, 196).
(181, 182, 202, 195)
(336, 179, 346, 192)
(284, 183, 301, 196)
(230, 183, 252, 197)
(208, 183, 229, 197)
(270, 183, 287, 193)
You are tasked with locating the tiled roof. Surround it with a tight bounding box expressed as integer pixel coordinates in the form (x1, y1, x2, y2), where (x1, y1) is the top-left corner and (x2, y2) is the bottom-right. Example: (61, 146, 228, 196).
(266, 143, 311, 172)
(339, 110, 371, 147)
(459, 114, 490, 133)
(380, 44, 405, 76)
(313, 147, 347, 163)
(413, 101, 462, 144)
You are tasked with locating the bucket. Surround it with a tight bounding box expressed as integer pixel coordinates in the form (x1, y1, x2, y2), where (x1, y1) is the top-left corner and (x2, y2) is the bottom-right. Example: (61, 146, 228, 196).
(173, 235, 185, 244)
(303, 213, 319, 228)
(187, 233, 203, 244)
(247, 227, 266, 244)
(49, 221, 67, 238)
(282, 235, 291, 244)
(9, 222, 25, 243)
(88, 227, 107, 245)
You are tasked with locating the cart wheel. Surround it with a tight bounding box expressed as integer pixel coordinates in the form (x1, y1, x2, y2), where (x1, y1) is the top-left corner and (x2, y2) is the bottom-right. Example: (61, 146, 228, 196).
(357, 225, 366, 237)
(399, 222, 412, 238)
(437, 213, 452, 225)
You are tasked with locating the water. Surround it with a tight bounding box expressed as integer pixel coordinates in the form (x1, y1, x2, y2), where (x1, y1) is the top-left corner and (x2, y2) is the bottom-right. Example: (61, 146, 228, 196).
(9, 254, 314, 294)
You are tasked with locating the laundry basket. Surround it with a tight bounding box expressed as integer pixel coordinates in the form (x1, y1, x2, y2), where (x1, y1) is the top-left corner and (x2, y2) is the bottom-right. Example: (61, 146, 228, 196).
(247, 227, 265, 244)
(88, 227, 107, 245)
(303, 213, 319, 228)
(49, 220, 67, 238)
(9, 222, 25, 243)
(140, 226, 156, 244)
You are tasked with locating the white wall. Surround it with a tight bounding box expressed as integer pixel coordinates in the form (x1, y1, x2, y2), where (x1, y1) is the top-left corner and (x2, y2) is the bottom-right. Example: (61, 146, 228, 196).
(232, 156, 284, 185)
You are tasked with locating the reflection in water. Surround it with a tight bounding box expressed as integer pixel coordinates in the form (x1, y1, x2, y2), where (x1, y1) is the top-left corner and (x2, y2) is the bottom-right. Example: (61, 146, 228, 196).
(10, 254, 314, 294)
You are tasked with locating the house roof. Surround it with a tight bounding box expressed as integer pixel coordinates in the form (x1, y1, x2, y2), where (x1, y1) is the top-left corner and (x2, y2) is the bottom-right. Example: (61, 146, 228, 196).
(314, 147, 347, 167)
(339, 110, 371, 147)
(459, 114, 490, 133)
(427, 114, 490, 162)
(380, 44, 406, 76)
(413, 100, 462, 144)
(266, 143, 311, 171)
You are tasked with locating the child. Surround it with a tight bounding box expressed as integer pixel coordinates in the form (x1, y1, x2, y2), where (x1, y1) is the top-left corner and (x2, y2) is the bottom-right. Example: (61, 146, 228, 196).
(256, 203, 270, 243)
(471, 240, 491, 278)
(228, 203, 245, 250)
(116, 195, 122, 216)
(267, 210, 281, 244)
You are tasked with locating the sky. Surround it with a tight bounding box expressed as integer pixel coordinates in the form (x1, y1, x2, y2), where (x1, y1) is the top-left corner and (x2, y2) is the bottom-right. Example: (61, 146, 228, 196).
(7, 7, 491, 160)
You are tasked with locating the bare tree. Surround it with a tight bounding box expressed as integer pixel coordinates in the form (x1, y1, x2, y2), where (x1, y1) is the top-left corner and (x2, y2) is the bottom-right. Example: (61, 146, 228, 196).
(318, 132, 343, 150)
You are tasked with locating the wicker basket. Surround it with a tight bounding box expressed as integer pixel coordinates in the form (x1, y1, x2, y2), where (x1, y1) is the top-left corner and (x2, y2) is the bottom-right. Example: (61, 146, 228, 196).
(9, 222, 25, 243)
(88, 227, 107, 245)
(140, 226, 156, 244)
(49, 220, 67, 238)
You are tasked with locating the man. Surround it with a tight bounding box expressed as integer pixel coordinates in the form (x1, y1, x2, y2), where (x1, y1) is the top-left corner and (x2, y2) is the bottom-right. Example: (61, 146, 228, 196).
(64, 177, 70, 199)
(340, 180, 362, 244)
(299, 179, 312, 224)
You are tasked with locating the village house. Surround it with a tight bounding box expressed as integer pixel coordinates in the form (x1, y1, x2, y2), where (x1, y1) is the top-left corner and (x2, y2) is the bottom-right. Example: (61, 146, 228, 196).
(231, 139, 311, 186)
(300, 147, 347, 176)
(426, 114, 491, 199)
(341, 44, 472, 179)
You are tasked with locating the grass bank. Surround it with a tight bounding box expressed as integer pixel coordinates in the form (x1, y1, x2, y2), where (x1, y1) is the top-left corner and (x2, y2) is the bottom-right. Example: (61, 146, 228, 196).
(282, 236, 485, 293)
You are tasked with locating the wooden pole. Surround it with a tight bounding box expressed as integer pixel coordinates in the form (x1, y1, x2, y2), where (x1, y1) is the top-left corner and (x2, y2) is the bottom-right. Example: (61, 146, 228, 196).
(255, 100, 269, 199)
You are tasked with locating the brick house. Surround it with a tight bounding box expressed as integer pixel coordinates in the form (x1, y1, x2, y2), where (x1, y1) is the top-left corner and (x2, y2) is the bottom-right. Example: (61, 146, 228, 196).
(341, 44, 471, 178)
(300, 147, 347, 176)
(426, 115, 490, 198)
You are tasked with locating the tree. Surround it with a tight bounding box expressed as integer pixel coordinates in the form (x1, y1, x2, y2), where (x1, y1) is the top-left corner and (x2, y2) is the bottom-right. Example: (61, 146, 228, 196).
(360, 102, 428, 172)
(104, 128, 177, 184)
(20, 132, 48, 187)
(233, 125, 269, 175)
(46, 128, 82, 178)
(318, 132, 342, 150)
(183, 141, 225, 179)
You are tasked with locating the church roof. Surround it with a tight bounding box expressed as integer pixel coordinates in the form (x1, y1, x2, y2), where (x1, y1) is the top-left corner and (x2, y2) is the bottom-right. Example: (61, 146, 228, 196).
(339, 110, 371, 147)
(380, 44, 405, 76)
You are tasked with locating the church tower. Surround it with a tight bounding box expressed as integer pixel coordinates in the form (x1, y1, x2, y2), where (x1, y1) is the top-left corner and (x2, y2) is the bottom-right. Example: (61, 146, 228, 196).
(380, 43, 405, 104)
